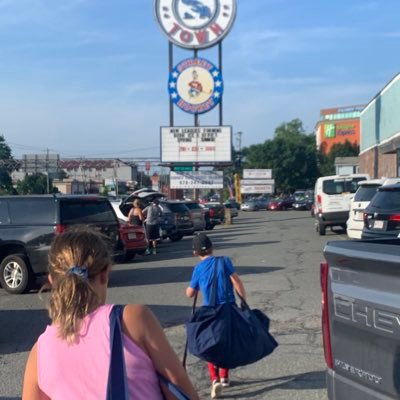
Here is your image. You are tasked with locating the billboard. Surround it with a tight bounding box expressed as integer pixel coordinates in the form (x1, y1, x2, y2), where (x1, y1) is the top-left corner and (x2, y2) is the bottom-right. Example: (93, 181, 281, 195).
(240, 184, 274, 194)
(240, 179, 275, 185)
(242, 169, 272, 179)
(170, 171, 223, 189)
(161, 126, 232, 163)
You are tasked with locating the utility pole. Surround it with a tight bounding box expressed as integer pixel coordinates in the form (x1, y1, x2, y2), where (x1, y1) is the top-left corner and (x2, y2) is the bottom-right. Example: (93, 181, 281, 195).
(45, 148, 50, 194)
(236, 131, 242, 153)
(235, 131, 243, 170)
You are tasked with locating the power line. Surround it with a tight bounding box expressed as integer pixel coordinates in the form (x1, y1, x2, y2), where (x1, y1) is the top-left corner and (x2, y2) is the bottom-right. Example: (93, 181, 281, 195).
(7, 141, 160, 158)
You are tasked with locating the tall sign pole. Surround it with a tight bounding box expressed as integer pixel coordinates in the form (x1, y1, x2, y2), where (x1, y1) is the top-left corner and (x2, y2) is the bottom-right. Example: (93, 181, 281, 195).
(154, 0, 237, 199)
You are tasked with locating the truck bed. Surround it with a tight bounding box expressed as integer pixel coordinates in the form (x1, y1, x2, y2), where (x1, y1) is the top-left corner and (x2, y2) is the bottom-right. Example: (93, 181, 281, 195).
(323, 239, 400, 399)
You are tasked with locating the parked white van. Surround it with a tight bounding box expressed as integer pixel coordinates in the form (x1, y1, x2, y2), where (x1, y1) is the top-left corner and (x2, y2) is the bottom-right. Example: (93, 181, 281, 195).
(346, 177, 400, 239)
(314, 173, 370, 235)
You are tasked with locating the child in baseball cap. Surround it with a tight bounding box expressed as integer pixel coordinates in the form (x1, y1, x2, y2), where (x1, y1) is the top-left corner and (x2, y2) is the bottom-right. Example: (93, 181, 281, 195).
(186, 233, 247, 398)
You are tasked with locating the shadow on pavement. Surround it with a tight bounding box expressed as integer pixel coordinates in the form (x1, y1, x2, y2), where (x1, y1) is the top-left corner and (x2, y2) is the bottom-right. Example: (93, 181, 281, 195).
(226, 370, 326, 398)
(0, 397, 21, 400)
(109, 266, 283, 288)
(146, 304, 193, 327)
(0, 309, 50, 355)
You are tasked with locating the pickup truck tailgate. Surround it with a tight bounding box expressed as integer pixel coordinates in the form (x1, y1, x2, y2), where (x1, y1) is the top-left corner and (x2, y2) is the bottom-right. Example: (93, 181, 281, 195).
(324, 239, 400, 399)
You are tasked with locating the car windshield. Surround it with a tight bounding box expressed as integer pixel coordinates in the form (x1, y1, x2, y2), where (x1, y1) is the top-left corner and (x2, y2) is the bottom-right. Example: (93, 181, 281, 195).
(185, 203, 201, 210)
(168, 203, 190, 213)
(294, 192, 305, 200)
(354, 185, 381, 202)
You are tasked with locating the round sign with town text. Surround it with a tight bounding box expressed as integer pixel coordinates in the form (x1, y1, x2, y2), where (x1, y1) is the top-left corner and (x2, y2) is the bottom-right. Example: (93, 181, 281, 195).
(154, 0, 236, 49)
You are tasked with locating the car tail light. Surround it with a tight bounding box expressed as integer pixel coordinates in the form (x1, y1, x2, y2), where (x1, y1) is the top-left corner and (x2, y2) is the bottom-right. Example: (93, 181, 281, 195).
(209, 208, 215, 217)
(320, 262, 333, 369)
(55, 224, 67, 234)
(317, 194, 322, 213)
(389, 214, 400, 222)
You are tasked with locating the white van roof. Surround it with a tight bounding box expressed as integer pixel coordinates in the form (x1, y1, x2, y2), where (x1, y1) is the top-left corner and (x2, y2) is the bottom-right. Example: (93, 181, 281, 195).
(317, 173, 370, 182)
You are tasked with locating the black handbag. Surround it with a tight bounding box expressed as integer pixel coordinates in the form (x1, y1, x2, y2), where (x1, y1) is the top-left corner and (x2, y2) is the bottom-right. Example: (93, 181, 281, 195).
(106, 305, 191, 400)
(185, 258, 278, 369)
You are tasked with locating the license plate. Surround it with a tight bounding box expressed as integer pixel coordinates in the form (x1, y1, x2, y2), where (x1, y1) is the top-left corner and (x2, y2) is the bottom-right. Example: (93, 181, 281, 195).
(354, 211, 364, 221)
(128, 232, 137, 239)
(373, 220, 384, 229)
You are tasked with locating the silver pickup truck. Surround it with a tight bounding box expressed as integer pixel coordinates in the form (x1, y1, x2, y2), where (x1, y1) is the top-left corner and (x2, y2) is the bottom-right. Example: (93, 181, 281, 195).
(322, 239, 400, 399)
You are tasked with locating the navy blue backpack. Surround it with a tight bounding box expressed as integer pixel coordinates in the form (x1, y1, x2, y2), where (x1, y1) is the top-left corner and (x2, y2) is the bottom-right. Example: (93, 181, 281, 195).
(185, 257, 278, 369)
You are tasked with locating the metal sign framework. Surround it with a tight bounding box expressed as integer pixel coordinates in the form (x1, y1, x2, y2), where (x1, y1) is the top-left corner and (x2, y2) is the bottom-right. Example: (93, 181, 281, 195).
(153, 0, 237, 168)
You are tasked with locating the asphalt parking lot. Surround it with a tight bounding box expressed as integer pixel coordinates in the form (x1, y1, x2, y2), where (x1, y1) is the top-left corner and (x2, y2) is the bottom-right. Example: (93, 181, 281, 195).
(0, 209, 347, 399)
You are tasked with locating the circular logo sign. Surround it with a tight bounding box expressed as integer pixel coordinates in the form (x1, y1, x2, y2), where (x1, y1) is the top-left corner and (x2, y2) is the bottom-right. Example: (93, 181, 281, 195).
(168, 57, 223, 114)
(155, 0, 236, 49)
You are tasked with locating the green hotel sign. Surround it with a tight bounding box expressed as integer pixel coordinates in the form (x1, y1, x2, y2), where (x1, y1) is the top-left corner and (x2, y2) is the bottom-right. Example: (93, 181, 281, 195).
(325, 123, 336, 138)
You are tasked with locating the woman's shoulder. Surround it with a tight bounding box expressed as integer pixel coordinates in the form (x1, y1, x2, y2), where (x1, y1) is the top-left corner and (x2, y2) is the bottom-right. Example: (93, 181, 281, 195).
(123, 304, 155, 332)
(122, 304, 157, 351)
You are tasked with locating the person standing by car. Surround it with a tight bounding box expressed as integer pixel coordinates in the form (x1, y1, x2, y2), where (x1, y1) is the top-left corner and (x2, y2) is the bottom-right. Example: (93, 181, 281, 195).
(22, 229, 199, 400)
(143, 198, 162, 254)
(185, 233, 247, 399)
(128, 198, 144, 226)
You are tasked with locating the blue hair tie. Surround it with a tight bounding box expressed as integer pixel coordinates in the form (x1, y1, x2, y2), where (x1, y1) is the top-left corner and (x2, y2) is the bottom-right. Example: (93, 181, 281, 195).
(67, 266, 89, 280)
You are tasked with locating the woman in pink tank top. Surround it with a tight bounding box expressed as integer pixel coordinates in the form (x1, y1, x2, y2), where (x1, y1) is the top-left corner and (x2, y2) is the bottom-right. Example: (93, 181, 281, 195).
(22, 229, 198, 400)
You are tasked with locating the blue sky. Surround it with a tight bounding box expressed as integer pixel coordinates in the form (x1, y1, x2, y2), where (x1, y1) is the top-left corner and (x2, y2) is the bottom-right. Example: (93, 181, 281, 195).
(0, 0, 399, 159)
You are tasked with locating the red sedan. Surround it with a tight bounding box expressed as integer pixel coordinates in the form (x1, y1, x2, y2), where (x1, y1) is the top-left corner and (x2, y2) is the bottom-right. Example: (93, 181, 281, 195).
(267, 196, 295, 210)
(118, 221, 148, 262)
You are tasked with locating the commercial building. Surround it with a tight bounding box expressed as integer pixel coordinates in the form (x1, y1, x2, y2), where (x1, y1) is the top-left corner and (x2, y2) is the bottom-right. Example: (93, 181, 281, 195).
(315, 105, 364, 153)
(359, 73, 400, 178)
(11, 156, 139, 194)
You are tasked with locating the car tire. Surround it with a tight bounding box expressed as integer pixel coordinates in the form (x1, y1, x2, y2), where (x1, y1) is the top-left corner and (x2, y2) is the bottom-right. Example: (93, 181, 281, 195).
(124, 252, 136, 262)
(0, 254, 32, 294)
(168, 233, 183, 242)
(316, 223, 326, 236)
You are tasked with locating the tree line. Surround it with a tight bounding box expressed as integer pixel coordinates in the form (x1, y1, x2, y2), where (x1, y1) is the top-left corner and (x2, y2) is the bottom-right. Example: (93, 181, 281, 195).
(0, 120, 359, 195)
(240, 119, 359, 193)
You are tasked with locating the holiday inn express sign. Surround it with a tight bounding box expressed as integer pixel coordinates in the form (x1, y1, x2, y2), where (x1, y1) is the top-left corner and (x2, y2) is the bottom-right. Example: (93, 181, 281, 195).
(154, 0, 236, 49)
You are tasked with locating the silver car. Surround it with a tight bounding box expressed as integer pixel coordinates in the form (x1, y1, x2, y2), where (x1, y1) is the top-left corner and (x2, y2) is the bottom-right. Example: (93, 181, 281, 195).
(183, 200, 206, 232)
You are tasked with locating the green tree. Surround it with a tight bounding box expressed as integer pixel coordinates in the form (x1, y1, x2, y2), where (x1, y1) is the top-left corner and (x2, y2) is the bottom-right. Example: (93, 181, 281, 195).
(16, 173, 54, 194)
(243, 119, 319, 193)
(0, 135, 16, 194)
(318, 140, 360, 176)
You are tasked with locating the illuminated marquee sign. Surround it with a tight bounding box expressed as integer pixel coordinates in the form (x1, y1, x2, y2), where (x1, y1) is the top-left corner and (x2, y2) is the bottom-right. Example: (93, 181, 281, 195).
(154, 0, 237, 49)
(161, 125, 232, 163)
(170, 171, 223, 189)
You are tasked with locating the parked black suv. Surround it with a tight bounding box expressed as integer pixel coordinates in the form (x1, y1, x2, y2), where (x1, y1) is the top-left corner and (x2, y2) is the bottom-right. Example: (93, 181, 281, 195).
(159, 200, 194, 241)
(0, 195, 123, 294)
(362, 184, 400, 239)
